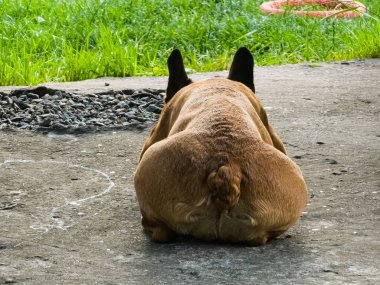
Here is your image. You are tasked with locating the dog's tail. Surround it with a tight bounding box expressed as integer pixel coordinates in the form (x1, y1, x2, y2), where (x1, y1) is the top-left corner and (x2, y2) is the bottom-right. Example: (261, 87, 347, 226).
(207, 163, 242, 210)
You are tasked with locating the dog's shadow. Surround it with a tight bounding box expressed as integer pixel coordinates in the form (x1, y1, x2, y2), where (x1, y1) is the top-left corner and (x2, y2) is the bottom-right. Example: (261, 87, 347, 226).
(142, 229, 306, 250)
(139, 232, 311, 280)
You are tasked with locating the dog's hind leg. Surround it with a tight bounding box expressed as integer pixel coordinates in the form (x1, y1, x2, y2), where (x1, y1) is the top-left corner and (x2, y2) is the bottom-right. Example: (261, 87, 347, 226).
(247, 234, 268, 246)
(141, 212, 176, 243)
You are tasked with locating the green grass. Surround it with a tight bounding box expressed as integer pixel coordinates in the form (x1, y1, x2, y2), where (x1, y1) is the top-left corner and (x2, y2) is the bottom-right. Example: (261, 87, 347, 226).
(0, 0, 379, 86)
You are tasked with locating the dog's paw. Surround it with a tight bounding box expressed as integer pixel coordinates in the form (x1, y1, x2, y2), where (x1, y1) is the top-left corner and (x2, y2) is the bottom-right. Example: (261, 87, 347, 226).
(146, 226, 176, 243)
(247, 235, 268, 246)
(142, 216, 176, 243)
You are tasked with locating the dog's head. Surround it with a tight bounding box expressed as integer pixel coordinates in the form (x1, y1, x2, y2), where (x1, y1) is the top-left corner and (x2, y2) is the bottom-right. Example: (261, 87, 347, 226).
(165, 47, 255, 103)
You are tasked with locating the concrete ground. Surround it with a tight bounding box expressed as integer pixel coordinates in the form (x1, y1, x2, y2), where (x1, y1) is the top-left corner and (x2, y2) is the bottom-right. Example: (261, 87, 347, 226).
(0, 59, 379, 284)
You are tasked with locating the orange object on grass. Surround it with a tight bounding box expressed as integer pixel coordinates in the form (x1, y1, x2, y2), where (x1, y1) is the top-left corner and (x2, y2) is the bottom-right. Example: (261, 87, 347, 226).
(260, 0, 366, 18)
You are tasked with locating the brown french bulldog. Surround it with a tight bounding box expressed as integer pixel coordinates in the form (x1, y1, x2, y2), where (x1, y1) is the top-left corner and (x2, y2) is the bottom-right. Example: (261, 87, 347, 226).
(134, 47, 308, 245)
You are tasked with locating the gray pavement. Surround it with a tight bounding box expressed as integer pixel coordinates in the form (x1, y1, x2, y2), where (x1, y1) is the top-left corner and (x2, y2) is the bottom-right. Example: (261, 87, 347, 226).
(1, 59, 379, 284)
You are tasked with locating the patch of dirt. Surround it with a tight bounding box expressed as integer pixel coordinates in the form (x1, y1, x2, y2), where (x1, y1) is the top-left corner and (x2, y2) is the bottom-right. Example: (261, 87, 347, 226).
(1, 59, 379, 284)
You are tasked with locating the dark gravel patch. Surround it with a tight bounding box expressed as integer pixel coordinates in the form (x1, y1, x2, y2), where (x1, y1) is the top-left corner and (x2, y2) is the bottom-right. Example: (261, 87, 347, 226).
(0, 86, 164, 133)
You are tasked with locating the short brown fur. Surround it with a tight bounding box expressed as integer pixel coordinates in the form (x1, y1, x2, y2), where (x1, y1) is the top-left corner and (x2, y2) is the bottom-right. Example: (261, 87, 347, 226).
(134, 48, 307, 245)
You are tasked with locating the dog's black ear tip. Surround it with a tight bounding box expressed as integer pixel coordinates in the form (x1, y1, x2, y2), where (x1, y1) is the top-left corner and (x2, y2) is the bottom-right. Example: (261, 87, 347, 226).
(236, 47, 250, 53)
(171, 48, 181, 55)
(235, 47, 253, 60)
(168, 49, 182, 62)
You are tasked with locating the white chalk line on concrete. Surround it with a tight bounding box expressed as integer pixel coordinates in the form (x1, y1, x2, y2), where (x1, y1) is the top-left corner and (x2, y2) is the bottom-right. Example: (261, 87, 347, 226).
(1, 159, 115, 232)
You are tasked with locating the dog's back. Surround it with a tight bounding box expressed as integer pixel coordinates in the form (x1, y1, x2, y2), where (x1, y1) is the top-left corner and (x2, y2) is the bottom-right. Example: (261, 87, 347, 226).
(134, 48, 308, 245)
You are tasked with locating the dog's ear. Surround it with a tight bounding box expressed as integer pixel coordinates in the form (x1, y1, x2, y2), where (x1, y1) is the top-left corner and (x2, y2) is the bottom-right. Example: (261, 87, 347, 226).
(166, 49, 192, 103)
(228, 47, 255, 93)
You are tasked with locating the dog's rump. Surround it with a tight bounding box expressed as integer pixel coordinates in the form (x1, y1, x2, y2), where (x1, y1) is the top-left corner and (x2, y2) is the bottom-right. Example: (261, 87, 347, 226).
(135, 131, 244, 208)
(135, 131, 307, 242)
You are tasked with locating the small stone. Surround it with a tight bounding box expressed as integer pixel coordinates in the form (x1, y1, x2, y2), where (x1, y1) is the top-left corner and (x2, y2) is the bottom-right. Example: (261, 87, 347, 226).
(19, 123, 30, 129)
(16, 100, 30, 110)
(325, 159, 338, 165)
(115, 108, 126, 115)
(51, 123, 68, 130)
(50, 95, 61, 100)
(38, 117, 52, 127)
(74, 103, 86, 109)
(19, 94, 28, 101)
(41, 94, 51, 100)
(146, 105, 162, 114)
(27, 93, 40, 100)
(10, 116, 25, 122)
(6, 96, 13, 104)
(94, 121, 105, 126)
